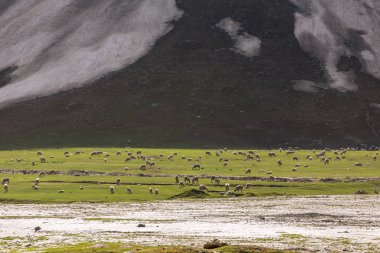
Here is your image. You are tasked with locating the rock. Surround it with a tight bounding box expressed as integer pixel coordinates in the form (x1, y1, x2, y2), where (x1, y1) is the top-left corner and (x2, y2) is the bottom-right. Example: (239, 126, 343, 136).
(137, 224, 146, 227)
(34, 226, 41, 232)
(203, 239, 228, 249)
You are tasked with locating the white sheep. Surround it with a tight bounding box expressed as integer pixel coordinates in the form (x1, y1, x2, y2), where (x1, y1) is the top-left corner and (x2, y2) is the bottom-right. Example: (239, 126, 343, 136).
(198, 184, 209, 192)
(3, 184, 8, 192)
(225, 183, 230, 192)
(34, 178, 40, 186)
(154, 189, 159, 194)
(234, 185, 244, 193)
(33, 185, 39, 190)
(109, 186, 115, 194)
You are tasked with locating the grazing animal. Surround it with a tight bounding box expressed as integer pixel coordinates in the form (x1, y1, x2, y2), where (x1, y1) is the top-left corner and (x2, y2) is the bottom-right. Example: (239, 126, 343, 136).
(3, 184, 9, 192)
(116, 151, 121, 156)
(154, 189, 159, 194)
(126, 187, 133, 194)
(149, 187, 153, 194)
(192, 163, 201, 170)
(198, 184, 209, 191)
(175, 175, 180, 183)
(184, 176, 191, 184)
(58, 189, 64, 193)
(214, 177, 221, 185)
(109, 186, 115, 194)
(205, 151, 212, 156)
(116, 178, 121, 186)
(80, 185, 84, 190)
(192, 176, 199, 184)
(245, 168, 251, 174)
(139, 164, 147, 170)
(2, 178, 10, 185)
(223, 162, 228, 167)
(234, 185, 244, 193)
(292, 156, 299, 161)
(34, 178, 40, 186)
(225, 183, 230, 192)
(40, 156, 46, 163)
(179, 181, 185, 188)
(104, 158, 108, 163)
(373, 156, 377, 161)
(277, 160, 282, 166)
(37, 151, 43, 156)
(39, 171, 45, 177)
(268, 152, 277, 157)
(33, 185, 39, 190)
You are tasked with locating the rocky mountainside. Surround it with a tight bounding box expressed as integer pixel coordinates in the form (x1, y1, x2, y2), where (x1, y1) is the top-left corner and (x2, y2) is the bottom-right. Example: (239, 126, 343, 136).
(0, 0, 379, 148)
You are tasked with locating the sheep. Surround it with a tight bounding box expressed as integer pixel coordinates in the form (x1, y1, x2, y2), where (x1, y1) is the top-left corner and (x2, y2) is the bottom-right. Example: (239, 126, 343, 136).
(34, 178, 40, 186)
(16, 158, 21, 163)
(245, 183, 253, 189)
(40, 156, 46, 163)
(324, 159, 330, 165)
(2, 178, 9, 185)
(214, 177, 221, 185)
(187, 158, 192, 161)
(32, 161, 35, 166)
(234, 185, 244, 193)
(36, 151, 43, 156)
(225, 190, 234, 196)
(192, 176, 199, 184)
(3, 184, 9, 192)
(139, 164, 147, 170)
(373, 156, 377, 161)
(225, 183, 230, 192)
(198, 184, 209, 192)
(268, 152, 277, 157)
(223, 162, 228, 167)
(167, 155, 174, 160)
(39, 171, 45, 177)
(80, 185, 84, 190)
(154, 189, 159, 194)
(33, 185, 39, 190)
(192, 163, 201, 170)
(104, 158, 108, 163)
(245, 168, 251, 174)
(179, 181, 185, 188)
(109, 186, 115, 194)
(182, 155, 186, 160)
(292, 156, 299, 161)
(116, 178, 121, 186)
(74, 151, 81, 155)
(116, 151, 122, 156)
(149, 187, 153, 194)
(64, 151, 69, 156)
(277, 160, 283, 166)
(205, 151, 212, 156)
(126, 187, 133, 194)
(58, 189, 64, 193)
(184, 176, 191, 184)
(175, 175, 180, 183)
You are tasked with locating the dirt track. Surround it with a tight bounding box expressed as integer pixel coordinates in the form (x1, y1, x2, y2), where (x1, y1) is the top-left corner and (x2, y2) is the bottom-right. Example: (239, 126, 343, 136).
(0, 195, 379, 252)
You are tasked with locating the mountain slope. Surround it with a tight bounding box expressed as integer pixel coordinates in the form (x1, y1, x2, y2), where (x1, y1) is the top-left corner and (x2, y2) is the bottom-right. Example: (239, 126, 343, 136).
(0, 0, 379, 148)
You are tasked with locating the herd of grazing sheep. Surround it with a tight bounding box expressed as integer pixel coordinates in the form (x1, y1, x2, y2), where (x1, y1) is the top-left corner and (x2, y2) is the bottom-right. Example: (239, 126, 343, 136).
(1, 146, 379, 197)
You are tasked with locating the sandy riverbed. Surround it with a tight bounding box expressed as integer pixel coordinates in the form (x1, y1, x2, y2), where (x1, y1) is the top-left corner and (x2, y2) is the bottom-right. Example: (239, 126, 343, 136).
(0, 195, 379, 252)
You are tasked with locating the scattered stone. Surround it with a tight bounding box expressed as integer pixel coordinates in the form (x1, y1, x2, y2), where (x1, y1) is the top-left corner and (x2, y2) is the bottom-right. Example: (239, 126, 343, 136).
(137, 224, 146, 227)
(203, 239, 228, 249)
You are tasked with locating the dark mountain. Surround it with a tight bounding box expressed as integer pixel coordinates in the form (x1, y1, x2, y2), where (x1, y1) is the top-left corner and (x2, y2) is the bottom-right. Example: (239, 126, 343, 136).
(0, 0, 379, 149)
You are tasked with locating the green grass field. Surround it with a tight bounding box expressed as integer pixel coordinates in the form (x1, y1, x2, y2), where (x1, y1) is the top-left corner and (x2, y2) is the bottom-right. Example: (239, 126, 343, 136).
(0, 148, 379, 203)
